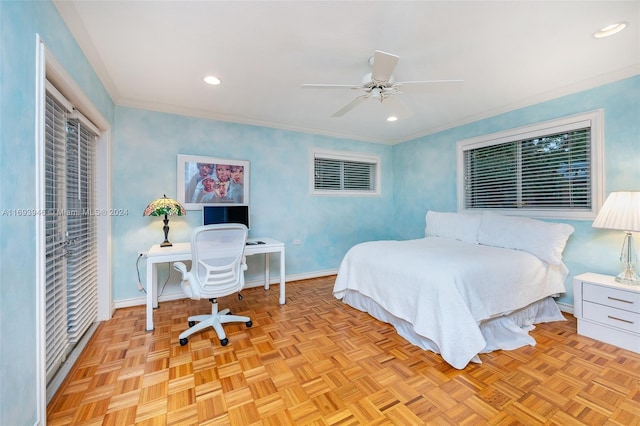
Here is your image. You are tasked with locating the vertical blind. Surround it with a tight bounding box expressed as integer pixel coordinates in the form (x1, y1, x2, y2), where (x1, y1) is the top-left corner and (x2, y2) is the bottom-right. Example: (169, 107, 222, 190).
(463, 127, 591, 211)
(44, 87, 98, 383)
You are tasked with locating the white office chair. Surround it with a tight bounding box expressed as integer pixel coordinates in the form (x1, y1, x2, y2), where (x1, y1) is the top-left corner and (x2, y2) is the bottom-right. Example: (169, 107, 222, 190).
(173, 224, 252, 346)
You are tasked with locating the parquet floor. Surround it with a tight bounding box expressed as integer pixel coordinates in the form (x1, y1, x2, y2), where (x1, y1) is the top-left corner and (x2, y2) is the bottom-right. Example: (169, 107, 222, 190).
(47, 276, 640, 425)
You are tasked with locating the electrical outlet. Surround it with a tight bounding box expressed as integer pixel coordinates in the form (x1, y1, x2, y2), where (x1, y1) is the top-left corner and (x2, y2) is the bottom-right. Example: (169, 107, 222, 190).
(293, 239, 302, 245)
(137, 282, 144, 291)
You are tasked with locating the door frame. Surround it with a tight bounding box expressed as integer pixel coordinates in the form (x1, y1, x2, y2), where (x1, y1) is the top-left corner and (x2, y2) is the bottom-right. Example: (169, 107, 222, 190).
(34, 35, 112, 421)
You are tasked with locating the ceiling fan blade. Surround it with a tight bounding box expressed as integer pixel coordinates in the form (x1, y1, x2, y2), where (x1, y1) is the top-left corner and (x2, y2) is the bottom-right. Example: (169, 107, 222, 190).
(301, 83, 363, 90)
(396, 79, 464, 85)
(331, 95, 368, 117)
(371, 50, 399, 83)
(394, 79, 464, 93)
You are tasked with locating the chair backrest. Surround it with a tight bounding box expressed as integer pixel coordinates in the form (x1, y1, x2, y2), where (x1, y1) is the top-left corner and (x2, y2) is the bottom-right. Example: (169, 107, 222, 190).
(190, 223, 248, 298)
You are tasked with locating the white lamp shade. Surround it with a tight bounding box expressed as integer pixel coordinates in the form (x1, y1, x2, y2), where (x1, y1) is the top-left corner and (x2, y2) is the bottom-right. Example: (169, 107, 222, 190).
(592, 191, 640, 232)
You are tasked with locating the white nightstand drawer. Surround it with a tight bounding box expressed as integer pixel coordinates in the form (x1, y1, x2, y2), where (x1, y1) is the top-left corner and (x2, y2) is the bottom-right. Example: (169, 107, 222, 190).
(574, 273, 640, 354)
(582, 283, 640, 313)
(583, 301, 640, 334)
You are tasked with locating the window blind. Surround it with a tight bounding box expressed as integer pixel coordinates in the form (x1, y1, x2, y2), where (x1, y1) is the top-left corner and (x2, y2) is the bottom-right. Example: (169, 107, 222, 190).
(463, 127, 592, 211)
(44, 91, 70, 381)
(314, 155, 377, 193)
(44, 88, 98, 384)
(65, 118, 98, 344)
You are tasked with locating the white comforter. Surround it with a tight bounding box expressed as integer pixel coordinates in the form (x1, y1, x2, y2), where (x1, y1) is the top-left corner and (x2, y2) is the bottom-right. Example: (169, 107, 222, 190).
(333, 237, 568, 369)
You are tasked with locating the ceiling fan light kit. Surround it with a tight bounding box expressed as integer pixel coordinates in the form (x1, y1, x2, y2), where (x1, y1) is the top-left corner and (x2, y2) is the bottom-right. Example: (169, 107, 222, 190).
(302, 50, 463, 118)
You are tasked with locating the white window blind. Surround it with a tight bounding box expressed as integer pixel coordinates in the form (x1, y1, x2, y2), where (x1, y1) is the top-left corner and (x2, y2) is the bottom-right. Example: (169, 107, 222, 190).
(457, 110, 603, 219)
(65, 117, 98, 344)
(44, 89, 70, 380)
(44, 86, 98, 384)
(312, 150, 380, 195)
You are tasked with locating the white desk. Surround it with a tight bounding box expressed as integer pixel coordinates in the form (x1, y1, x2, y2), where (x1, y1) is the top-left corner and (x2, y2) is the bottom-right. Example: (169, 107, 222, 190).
(145, 237, 285, 331)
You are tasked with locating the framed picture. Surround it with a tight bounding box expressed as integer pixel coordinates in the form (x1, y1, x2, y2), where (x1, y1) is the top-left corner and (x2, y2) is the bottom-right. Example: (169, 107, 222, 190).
(177, 154, 249, 210)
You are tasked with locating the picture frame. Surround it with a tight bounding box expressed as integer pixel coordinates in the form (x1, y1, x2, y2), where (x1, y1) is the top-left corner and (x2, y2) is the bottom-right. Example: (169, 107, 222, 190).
(177, 154, 249, 210)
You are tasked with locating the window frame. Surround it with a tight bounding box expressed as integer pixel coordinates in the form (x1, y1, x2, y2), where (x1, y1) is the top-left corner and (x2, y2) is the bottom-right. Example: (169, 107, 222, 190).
(456, 110, 604, 220)
(310, 149, 381, 196)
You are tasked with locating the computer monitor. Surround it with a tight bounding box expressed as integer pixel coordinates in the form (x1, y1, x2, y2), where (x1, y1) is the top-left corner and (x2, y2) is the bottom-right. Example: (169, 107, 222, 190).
(203, 205, 249, 229)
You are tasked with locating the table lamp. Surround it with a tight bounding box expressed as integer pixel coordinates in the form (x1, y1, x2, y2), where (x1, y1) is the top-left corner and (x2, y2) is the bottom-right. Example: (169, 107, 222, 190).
(592, 191, 640, 285)
(143, 194, 186, 247)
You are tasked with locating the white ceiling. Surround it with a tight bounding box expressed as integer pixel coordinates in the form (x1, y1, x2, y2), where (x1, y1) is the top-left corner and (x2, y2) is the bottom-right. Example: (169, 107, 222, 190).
(54, 1, 640, 145)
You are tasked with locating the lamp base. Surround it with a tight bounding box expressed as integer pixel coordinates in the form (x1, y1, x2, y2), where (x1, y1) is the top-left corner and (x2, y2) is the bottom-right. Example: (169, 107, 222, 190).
(615, 269, 640, 285)
(615, 232, 639, 285)
(160, 215, 172, 247)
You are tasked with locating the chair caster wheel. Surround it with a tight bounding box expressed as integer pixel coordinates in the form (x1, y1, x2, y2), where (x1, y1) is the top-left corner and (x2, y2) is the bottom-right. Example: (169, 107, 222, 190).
(246, 321, 253, 327)
(220, 338, 229, 346)
(179, 338, 188, 346)
(188, 321, 196, 327)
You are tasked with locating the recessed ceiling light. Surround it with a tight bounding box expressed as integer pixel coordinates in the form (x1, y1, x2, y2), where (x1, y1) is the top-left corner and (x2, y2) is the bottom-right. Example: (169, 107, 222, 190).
(204, 75, 221, 85)
(593, 22, 627, 38)
(387, 116, 398, 122)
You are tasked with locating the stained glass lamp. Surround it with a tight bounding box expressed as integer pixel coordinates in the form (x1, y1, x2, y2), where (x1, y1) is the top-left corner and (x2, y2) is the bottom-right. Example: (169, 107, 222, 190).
(144, 195, 186, 247)
(592, 191, 640, 285)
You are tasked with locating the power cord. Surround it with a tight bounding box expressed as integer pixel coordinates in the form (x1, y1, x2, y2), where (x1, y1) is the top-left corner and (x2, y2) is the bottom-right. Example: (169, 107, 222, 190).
(159, 263, 172, 297)
(135, 252, 173, 296)
(136, 253, 146, 293)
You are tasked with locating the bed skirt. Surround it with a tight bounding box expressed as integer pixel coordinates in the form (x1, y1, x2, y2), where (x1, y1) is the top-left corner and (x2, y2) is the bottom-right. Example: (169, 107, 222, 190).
(341, 289, 565, 366)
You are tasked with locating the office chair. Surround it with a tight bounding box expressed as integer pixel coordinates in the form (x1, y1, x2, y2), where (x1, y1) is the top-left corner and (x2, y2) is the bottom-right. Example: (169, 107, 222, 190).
(173, 224, 252, 346)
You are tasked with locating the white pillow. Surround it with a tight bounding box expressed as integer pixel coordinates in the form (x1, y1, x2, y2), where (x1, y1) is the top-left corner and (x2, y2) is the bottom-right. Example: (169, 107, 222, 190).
(425, 211, 482, 244)
(477, 212, 574, 265)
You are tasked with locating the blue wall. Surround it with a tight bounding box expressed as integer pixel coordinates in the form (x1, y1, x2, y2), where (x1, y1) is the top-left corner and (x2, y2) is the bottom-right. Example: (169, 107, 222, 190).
(1, 1, 638, 424)
(111, 107, 394, 301)
(0, 1, 115, 424)
(392, 76, 640, 305)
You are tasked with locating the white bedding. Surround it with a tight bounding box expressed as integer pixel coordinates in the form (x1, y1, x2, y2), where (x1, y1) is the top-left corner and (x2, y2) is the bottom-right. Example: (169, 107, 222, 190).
(333, 237, 568, 369)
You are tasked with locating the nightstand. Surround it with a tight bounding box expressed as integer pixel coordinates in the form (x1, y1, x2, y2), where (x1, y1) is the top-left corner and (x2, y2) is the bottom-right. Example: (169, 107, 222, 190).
(573, 272, 640, 353)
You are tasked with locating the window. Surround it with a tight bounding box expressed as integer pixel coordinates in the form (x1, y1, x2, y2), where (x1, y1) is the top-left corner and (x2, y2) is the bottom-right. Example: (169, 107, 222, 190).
(457, 110, 603, 219)
(311, 149, 380, 196)
(44, 82, 99, 385)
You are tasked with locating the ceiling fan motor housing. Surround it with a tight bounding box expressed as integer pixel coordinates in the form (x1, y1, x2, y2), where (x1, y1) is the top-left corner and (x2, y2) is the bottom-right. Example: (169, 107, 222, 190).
(362, 72, 395, 89)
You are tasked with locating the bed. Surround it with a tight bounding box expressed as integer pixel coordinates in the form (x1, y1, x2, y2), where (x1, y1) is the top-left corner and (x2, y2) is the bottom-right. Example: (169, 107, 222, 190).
(333, 211, 574, 369)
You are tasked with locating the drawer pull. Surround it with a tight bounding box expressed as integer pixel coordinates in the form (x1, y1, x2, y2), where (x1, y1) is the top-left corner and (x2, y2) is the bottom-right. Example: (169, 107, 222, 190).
(607, 315, 634, 325)
(607, 296, 634, 304)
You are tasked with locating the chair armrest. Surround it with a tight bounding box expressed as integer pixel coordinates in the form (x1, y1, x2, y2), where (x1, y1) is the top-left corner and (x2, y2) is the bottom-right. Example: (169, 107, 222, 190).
(173, 261, 188, 277)
(174, 262, 200, 299)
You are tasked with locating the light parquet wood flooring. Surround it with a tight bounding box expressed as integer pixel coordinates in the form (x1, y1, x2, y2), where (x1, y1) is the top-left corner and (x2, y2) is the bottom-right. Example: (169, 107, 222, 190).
(47, 276, 640, 425)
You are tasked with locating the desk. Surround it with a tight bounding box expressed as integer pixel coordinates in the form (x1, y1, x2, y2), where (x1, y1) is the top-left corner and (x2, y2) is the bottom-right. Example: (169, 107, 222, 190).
(145, 237, 285, 331)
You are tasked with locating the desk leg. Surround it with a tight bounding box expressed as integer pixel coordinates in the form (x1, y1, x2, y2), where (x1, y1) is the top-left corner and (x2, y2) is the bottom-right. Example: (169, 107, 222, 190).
(279, 248, 286, 304)
(146, 259, 156, 331)
(264, 253, 270, 290)
(152, 263, 159, 309)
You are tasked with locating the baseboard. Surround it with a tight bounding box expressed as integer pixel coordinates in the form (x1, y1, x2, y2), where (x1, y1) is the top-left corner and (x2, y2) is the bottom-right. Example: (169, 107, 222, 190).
(274, 268, 337, 284)
(557, 301, 573, 315)
(113, 269, 338, 310)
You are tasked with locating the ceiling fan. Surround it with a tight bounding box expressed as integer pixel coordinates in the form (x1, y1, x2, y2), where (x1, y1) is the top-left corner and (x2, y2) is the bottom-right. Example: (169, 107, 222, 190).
(302, 50, 463, 117)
